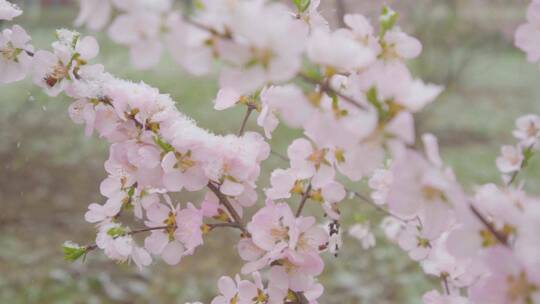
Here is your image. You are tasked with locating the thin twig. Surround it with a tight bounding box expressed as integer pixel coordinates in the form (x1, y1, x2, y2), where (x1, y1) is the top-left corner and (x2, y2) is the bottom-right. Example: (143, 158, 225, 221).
(470, 204, 509, 247)
(507, 144, 534, 186)
(353, 191, 408, 223)
(84, 225, 170, 252)
(207, 222, 243, 230)
(298, 72, 367, 110)
(207, 182, 250, 236)
(238, 106, 254, 136)
(441, 274, 450, 295)
(296, 183, 312, 217)
(183, 17, 231, 39)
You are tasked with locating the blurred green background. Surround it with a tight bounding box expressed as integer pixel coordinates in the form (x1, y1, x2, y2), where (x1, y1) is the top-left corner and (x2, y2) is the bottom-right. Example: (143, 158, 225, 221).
(1, 0, 539, 303)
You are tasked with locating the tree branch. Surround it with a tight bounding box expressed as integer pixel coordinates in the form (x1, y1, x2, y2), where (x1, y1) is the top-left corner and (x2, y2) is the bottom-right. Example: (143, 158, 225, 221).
(238, 106, 254, 136)
(84, 225, 171, 253)
(470, 204, 509, 247)
(296, 182, 312, 217)
(298, 72, 368, 110)
(207, 182, 250, 236)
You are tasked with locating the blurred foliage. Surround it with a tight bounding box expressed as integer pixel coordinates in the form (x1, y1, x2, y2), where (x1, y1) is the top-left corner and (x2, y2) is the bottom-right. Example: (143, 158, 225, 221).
(1, 1, 540, 303)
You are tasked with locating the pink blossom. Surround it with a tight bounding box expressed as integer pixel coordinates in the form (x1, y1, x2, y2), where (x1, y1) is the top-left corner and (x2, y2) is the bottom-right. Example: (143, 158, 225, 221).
(513, 114, 540, 147)
(368, 167, 393, 205)
(108, 11, 163, 69)
(213, 88, 241, 111)
(496, 145, 523, 173)
(33, 32, 99, 96)
(382, 28, 422, 60)
(397, 223, 436, 261)
(422, 290, 469, 304)
(515, 0, 540, 63)
(0, 25, 33, 83)
(0, 0, 21, 21)
(74, 0, 112, 31)
(95, 223, 152, 269)
(307, 28, 375, 72)
(265, 169, 299, 200)
(287, 138, 335, 182)
(469, 246, 540, 304)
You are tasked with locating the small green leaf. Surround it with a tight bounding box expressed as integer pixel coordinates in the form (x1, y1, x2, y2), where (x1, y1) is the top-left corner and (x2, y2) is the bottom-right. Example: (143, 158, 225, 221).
(106, 226, 126, 238)
(62, 241, 87, 262)
(292, 0, 311, 13)
(302, 65, 323, 83)
(379, 5, 399, 36)
(154, 136, 175, 153)
(193, 0, 205, 11)
(523, 147, 535, 167)
(353, 214, 368, 223)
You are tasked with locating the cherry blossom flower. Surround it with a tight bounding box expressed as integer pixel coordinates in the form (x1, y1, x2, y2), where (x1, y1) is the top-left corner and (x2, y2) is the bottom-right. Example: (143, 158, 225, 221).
(513, 114, 540, 147)
(95, 223, 152, 269)
(211, 273, 266, 304)
(243, 201, 328, 285)
(307, 28, 375, 72)
(257, 85, 315, 138)
(265, 168, 301, 200)
(397, 223, 436, 261)
(107, 10, 164, 69)
(469, 246, 540, 304)
(515, 0, 540, 64)
(143, 198, 203, 265)
(422, 290, 469, 304)
(381, 28, 422, 60)
(287, 138, 335, 183)
(297, 0, 328, 32)
(218, 1, 308, 95)
(387, 150, 459, 239)
(496, 145, 523, 173)
(368, 167, 393, 205)
(33, 32, 99, 96)
(0, 0, 21, 21)
(74, 0, 112, 31)
(343, 14, 380, 54)
(0, 25, 33, 83)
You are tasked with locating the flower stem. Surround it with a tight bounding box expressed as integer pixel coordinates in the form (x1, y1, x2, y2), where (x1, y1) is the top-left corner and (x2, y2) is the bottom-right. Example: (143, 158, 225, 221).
(207, 182, 250, 236)
(238, 106, 254, 136)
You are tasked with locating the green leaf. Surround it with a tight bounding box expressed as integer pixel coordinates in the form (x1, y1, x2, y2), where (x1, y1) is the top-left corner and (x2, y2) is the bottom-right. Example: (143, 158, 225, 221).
(292, 0, 311, 13)
(154, 136, 174, 153)
(193, 0, 205, 11)
(353, 214, 368, 223)
(62, 241, 87, 262)
(523, 147, 535, 167)
(302, 65, 323, 83)
(379, 5, 399, 36)
(106, 226, 126, 238)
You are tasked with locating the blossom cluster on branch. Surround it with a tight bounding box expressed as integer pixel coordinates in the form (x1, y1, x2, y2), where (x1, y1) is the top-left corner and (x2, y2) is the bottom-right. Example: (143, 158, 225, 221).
(1, 0, 540, 303)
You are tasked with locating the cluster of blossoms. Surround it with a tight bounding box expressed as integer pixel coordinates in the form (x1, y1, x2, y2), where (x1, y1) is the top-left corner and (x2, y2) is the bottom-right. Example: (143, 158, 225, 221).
(2, 0, 540, 302)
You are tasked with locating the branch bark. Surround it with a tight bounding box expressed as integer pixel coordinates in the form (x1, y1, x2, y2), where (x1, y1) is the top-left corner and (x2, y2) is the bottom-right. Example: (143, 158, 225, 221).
(207, 182, 250, 236)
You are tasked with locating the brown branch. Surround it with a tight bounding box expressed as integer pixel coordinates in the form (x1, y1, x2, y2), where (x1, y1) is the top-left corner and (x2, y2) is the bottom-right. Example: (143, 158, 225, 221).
(470, 204, 509, 247)
(296, 182, 312, 217)
(207, 222, 243, 230)
(84, 225, 170, 253)
(207, 182, 250, 236)
(238, 106, 254, 136)
(299, 72, 368, 110)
